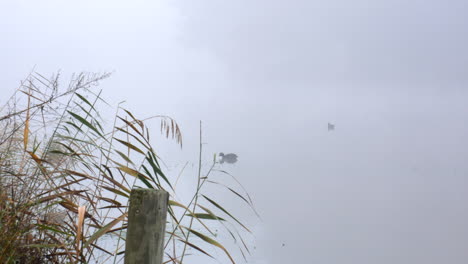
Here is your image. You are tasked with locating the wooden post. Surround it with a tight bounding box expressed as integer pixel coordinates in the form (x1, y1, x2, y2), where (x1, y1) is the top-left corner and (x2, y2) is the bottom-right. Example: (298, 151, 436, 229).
(124, 189, 169, 264)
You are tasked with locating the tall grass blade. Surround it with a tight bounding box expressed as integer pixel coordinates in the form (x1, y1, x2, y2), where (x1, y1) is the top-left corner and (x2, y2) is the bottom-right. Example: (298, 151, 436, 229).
(67, 111, 103, 137)
(83, 213, 127, 249)
(182, 227, 235, 264)
(202, 195, 251, 233)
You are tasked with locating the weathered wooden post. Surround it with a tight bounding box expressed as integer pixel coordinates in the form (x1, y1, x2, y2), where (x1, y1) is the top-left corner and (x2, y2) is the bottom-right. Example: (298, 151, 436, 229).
(124, 189, 169, 264)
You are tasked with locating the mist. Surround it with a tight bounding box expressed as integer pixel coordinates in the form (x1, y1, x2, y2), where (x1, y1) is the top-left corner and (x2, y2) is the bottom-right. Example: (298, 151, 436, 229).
(2, 0, 468, 263)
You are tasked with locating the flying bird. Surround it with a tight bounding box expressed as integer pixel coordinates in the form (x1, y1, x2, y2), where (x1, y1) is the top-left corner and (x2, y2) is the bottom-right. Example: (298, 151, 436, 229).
(328, 122, 335, 131)
(219, 153, 238, 164)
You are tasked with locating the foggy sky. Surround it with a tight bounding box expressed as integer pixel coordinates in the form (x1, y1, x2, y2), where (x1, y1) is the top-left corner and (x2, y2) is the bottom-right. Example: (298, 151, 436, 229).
(2, 0, 468, 263)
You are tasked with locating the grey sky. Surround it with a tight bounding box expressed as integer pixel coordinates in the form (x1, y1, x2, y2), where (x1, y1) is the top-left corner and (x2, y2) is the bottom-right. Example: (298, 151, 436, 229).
(2, 0, 468, 263)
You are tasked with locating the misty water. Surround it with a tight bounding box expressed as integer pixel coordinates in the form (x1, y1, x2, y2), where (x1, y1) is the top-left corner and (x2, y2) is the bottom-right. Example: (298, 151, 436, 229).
(2, 1, 468, 263)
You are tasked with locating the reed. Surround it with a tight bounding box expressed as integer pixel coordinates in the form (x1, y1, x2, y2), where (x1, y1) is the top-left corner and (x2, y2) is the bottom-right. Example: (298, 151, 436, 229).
(0, 72, 257, 263)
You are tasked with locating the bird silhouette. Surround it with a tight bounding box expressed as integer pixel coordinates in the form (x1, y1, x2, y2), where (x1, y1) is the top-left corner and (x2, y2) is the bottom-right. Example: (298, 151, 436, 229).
(219, 153, 238, 164)
(328, 122, 335, 131)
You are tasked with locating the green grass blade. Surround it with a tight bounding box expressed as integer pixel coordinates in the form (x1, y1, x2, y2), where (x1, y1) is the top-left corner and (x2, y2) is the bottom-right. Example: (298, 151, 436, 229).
(202, 195, 251, 233)
(183, 226, 235, 264)
(114, 138, 145, 155)
(67, 111, 103, 137)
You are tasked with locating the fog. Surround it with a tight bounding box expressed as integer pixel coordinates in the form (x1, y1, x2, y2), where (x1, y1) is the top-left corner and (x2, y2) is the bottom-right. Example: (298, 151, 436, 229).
(2, 0, 468, 263)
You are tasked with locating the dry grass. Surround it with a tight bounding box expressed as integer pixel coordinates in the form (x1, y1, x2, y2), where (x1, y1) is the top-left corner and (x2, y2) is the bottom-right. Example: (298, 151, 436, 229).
(0, 72, 257, 263)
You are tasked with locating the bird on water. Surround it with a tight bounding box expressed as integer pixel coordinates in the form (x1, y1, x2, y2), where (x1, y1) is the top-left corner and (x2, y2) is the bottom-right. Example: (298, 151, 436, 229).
(219, 153, 238, 164)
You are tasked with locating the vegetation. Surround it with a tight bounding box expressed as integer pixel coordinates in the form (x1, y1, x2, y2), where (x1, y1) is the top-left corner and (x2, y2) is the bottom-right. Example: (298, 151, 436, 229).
(0, 72, 257, 263)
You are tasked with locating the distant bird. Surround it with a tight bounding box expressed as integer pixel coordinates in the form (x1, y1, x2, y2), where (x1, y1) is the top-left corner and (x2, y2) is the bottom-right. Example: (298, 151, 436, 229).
(219, 153, 238, 164)
(328, 122, 335, 131)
